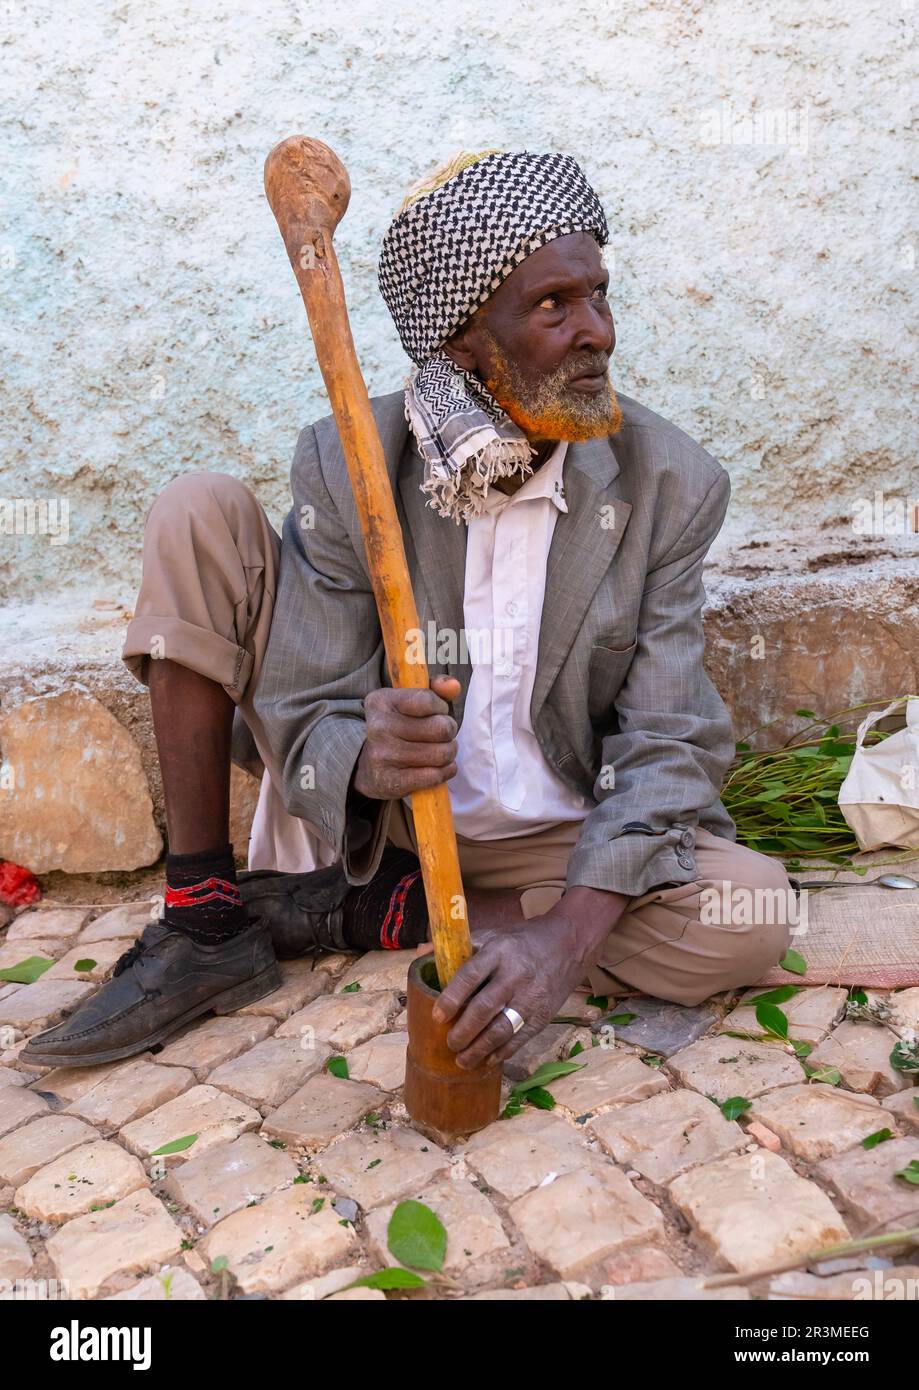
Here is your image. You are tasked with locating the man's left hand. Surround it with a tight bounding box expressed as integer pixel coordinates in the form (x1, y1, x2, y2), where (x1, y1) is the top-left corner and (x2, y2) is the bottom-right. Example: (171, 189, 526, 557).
(430, 909, 599, 1070)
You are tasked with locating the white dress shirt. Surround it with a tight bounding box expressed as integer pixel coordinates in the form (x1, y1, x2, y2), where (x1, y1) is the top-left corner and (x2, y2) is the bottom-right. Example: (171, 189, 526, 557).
(248, 439, 592, 870)
(436, 439, 593, 838)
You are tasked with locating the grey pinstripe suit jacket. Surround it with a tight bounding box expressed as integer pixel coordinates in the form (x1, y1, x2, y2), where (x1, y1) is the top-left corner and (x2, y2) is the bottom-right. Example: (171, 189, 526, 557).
(253, 388, 738, 897)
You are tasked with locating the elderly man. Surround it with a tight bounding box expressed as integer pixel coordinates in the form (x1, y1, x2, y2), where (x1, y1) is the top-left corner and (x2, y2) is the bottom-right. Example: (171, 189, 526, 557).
(21, 150, 792, 1071)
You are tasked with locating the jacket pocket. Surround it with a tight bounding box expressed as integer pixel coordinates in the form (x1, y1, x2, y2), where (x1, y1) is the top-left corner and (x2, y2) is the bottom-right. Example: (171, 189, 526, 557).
(587, 640, 638, 725)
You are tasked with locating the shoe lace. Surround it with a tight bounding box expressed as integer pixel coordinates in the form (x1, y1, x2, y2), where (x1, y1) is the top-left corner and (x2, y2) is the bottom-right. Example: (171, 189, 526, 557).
(112, 938, 162, 997)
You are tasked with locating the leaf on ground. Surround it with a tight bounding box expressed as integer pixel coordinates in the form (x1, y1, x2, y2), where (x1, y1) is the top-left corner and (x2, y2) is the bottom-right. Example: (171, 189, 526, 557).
(387, 1200, 447, 1272)
(586, 995, 608, 1010)
(890, 1041, 919, 1074)
(779, 949, 807, 976)
(790, 1039, 813, 1059)
(326, 1056, 349, 1079)
(755, 1001, 789, 1039)
(746, 985, 802, 1007)
(803, 1063, 841, 1086)
(720, 1096, 752, 1121)
(150, 1133, 199, 1156)
(599, 1012, 639, 1028)
(894, 1160, 919, 1186)
(342, 1267, 427, 1292)
(73, 959, 97, 973)
(341, 981, 361, 993)
(861, 1128, 894, 1150)
(524, 1086, 556, 1111)
(210, 1256, 229, 1274)
(512, 1060, 584, 1094)
(0, 956, 53, 984)
(568, 1040, 585, 1058)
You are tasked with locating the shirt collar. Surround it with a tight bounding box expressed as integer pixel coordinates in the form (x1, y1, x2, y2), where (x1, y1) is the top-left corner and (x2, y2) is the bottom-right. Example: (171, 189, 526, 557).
(482, 439, 570, 516)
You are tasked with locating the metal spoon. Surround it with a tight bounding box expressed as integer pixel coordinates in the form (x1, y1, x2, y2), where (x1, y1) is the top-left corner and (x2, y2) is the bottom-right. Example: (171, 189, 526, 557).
(793, 872, 919, 891)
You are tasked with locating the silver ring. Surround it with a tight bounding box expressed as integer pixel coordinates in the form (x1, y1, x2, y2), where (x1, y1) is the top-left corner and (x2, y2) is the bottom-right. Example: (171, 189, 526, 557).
(502, 1005, 525, 1035)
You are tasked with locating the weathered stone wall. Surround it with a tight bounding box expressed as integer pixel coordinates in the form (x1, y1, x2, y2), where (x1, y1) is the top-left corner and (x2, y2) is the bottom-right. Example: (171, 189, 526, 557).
(2, 0, 915, 603)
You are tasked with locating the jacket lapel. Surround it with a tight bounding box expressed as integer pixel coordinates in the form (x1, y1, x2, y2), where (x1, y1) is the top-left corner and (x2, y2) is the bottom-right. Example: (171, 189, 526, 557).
(397, 437, 470, 724)
(530, 434, 632, 726)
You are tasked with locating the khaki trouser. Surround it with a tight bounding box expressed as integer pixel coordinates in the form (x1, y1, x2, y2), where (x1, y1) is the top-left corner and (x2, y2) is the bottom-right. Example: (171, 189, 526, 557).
(123, 470, 793, 1007)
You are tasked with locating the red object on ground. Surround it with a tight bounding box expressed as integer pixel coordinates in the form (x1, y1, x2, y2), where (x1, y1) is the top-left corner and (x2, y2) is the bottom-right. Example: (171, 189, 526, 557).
(0, 861, 42, 907)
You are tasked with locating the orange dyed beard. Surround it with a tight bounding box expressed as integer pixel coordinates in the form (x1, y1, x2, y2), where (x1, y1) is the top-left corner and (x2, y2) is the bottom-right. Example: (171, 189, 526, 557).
(480, 329, 622, 442)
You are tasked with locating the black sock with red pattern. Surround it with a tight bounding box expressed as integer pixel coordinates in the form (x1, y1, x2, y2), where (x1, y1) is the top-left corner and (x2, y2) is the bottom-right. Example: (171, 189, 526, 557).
(340, 847, 428, 951)
(163, 843, 250, 944)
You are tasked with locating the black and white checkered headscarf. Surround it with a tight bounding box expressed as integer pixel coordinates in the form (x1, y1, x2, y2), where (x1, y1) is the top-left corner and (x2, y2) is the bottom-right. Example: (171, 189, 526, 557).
(378, 150, 608, 523)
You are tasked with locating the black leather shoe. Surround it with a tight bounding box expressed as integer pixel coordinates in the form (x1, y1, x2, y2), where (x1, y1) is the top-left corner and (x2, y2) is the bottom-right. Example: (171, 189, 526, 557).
(18, 918, 281, 1068)
(237, 862, 354, 959)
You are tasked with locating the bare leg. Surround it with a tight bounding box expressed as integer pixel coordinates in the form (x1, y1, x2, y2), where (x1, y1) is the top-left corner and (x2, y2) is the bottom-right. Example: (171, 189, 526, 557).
(149, 659, 234, 855)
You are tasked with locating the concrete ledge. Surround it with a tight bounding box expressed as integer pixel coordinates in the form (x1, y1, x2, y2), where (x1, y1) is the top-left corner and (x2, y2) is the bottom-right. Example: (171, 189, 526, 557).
(1, 530, 917, 874)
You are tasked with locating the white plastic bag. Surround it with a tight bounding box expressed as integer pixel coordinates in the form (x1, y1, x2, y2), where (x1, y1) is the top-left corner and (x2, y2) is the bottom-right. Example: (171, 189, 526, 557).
(838, 696, 919, 851)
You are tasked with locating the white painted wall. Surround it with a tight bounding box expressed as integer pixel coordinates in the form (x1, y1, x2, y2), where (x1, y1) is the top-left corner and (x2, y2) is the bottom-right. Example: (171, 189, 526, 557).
(2, 0, 915, 601)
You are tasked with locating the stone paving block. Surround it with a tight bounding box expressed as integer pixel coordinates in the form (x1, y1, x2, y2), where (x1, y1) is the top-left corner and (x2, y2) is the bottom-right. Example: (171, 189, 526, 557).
(667, 1035, 803, 1102)
(364, 1176, 511, 1281)
(0, 1114, 99, 1186)
(277, 990, 400, 1051)
(748, 1083, 886, 1161)
(233, 958, 331, 1022)
(207, 1036, 331, 1112)
(45, 940, 127, 983)
(46, 1188, 184, 1299)
(118, 1084, 263, 1166)
(281, 1263, 373, 1301)
(0, 979, 94, 1032)
(27, 1057, 140, 1105)
(67, 1060, 194, 1134)
(590, 1088, 748, 1184)
(460, 1283, 580, 1301)
(344, 1032, 408, 1091)
(462, 1109, 591, 1202)
(816, 1137, 919, 1229)
(0, 1066, 27, 1087)
(105, 1266, 205, 1300)
(768, 1266, 919, 1301)
(882, 1090, 919, 1133)
(509, 1166, 665, 1282)
(339, 950, 419, 993)
(556, 990, 604, 1024)
(503, 1024, 578, 1082)
(885, 987, 919, 1040)
(609, 1276, 750, 1300)
(0, 1084, 50, 1137)
(0, 1213, 32, 1280)
(547, 1047, 670, 1115)
(607, 998, 721, 1057)
(262, 1074, 382, 1150)
(590, 1244, 684, 1288)
(7, 909, 89, 941)
(163, 1133, 299, 1226)
(198, 1185, 358, 1294)
(0, 940, 61, 970)
(669, 1149, 850, 1274)
(15, 1140, 148, 1222)
(807, 1022, 911, 1097)
(316, 1126, 451, 1209)
(722, 986, 846, 1044)
(154, 1014, 276, 1080)
(78, 902, 155, 943)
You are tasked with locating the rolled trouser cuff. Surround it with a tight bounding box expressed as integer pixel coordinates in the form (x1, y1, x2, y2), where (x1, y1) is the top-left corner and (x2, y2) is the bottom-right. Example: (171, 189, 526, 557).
(122, 614, 254, 698)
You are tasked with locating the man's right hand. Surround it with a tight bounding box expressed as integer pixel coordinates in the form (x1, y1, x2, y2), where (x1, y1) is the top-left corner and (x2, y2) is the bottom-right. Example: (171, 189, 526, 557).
(352, 675, 461, 801)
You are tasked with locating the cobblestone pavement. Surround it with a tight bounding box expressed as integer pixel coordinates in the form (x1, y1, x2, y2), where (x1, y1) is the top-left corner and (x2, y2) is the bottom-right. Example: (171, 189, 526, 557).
(1, 900, 918, 1302)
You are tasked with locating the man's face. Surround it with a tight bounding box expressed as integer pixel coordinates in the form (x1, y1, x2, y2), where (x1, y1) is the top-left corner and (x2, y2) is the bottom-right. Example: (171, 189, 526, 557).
(442, 232, 620, 445)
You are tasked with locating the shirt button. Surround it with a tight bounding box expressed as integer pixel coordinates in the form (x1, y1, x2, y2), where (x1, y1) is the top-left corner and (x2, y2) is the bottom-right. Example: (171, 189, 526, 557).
(677, 853, 695, 870)
(680, 830, 694, 847)
(506, 601, 518, 617)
